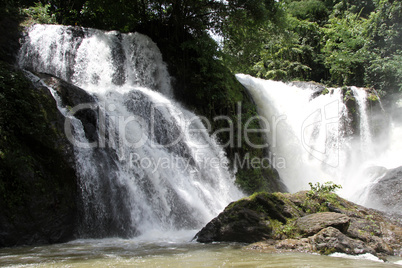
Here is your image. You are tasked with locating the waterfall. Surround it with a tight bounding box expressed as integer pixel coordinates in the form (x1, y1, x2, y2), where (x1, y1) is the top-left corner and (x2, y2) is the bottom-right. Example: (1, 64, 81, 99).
(19, 24, 243, 238)
(352, 87, 373, 156)
(236, 74, 402, 211)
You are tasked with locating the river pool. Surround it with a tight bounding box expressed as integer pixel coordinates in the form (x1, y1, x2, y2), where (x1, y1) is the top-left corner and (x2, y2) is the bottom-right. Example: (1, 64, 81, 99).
(1, 230, 401, 267)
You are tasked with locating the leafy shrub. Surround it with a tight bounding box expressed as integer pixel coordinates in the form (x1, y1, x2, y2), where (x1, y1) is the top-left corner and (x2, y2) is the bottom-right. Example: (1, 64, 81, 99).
(306, 181, 342, 198)
(21, 3, 56, 25)
(303, 181, 342, 212)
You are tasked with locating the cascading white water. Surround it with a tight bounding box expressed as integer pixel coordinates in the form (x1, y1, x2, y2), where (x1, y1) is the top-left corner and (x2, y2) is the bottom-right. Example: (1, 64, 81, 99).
(19, 24, 243, 237)
(236, 74, 402, 211)
(235, 75, 350, 192)
(19, 24, 173, 97)
(352, 87, 373, 156)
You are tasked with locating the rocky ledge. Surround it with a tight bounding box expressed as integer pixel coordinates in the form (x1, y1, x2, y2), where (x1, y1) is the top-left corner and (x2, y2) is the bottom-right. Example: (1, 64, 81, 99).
(194, 191, 402, 259)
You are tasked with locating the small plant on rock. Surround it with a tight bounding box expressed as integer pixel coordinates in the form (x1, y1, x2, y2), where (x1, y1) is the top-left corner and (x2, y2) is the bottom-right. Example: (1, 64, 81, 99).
(307, 181, 342, 198)
(304, 181, 342, 213)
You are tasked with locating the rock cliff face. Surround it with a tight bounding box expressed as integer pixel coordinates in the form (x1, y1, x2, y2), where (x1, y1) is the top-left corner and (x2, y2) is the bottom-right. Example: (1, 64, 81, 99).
(0, 62, 79, 246)
(194, 191, 402, 258)
(365, 166, 402, 215)
(0, 63, 97, 247)
(34, 73, 98, 144)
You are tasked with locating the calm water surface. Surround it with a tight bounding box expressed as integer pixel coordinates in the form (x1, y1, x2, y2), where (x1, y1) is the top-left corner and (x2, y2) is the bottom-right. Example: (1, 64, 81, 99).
(1, 231, 401, 267)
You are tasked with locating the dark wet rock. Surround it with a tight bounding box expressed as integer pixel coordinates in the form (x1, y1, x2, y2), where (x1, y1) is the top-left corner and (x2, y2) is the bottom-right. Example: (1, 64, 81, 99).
(0, 62, 78, 247)
(195, 193, 291, 243)
(35, 73, 98, 143)
(195, 208, 273, 243)
(0, 16, 21, 63)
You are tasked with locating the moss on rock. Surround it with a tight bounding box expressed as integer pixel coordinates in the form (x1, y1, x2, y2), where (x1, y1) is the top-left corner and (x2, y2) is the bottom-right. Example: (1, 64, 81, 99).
(195, 191, 402, 258)
(0, 61, 78, 246)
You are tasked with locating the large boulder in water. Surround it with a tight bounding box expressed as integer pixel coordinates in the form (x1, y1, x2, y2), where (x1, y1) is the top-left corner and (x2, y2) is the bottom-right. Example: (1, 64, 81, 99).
(195, 193, 291, 243)
(195, 191, 402, 257)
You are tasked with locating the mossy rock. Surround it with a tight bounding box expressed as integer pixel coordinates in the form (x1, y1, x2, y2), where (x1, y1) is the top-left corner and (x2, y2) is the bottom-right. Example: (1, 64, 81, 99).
(0, 61, 78, 247)
(195, 192, 293, 243)
(195, 191, 402, 257)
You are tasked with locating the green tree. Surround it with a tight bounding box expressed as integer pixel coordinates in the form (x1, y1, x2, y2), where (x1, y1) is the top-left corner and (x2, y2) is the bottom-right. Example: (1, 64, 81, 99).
(321, 11, 372, 86)
(364, 0, 402, 92)
(288, 0, 329, 25)
(253, 16, 323, 81)
(221, 0, 283, 75)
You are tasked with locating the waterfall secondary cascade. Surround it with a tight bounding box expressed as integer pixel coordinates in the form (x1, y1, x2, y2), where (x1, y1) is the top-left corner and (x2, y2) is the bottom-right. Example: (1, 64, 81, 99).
(18, 24, 243, 238)
(236, 74, 402, 212)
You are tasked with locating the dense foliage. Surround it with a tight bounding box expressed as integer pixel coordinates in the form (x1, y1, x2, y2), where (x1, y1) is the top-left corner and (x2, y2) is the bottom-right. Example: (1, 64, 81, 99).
(224, 0, 402, 94)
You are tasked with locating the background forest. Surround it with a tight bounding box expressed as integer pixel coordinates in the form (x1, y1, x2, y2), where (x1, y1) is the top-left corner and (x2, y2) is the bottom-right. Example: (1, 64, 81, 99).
(3, 0, 401, 92)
